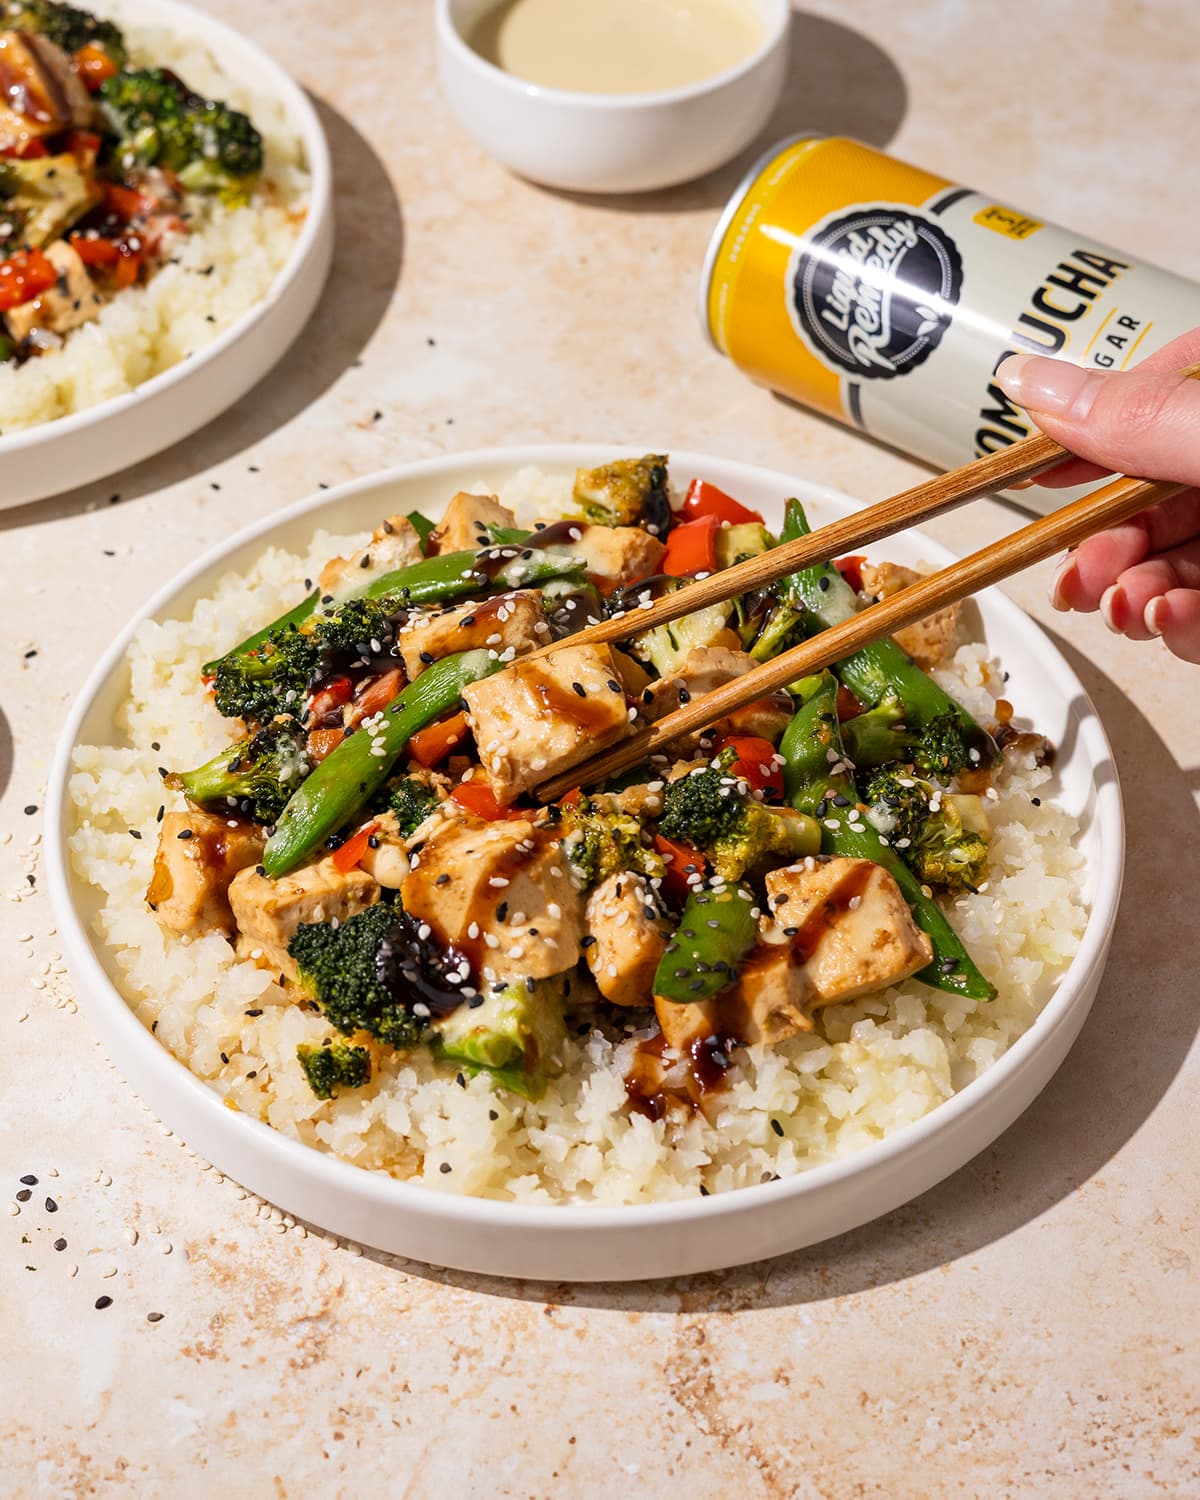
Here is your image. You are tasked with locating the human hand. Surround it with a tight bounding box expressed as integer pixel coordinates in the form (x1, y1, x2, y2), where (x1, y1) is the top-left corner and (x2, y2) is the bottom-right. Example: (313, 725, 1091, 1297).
(995, 326, 1200, 661)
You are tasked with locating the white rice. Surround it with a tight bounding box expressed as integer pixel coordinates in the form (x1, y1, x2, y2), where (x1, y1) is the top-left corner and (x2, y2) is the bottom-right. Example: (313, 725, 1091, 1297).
(0, 17, 308, 434)
(66, 473, 1089, 1204)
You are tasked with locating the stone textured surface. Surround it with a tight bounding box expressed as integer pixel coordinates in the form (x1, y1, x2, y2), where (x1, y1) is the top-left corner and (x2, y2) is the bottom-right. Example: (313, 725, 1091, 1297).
(3, 1, 1199, 1494)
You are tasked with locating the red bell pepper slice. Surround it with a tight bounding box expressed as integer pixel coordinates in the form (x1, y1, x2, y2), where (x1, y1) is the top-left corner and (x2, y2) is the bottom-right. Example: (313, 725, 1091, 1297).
(680, 479, 763, 526)
(451, 775, 514, 821)
(834, 555, 867, 594)
(332, 822, 378, 873)
(0, 248, 56, 311)
(714, 735, 784, 802)
(408, 710, 471, 768)
(307, 674, 354, 725)
(653, 833, 706, 907)
(662, 515, 719, 578)
(1, 139, 49, 160)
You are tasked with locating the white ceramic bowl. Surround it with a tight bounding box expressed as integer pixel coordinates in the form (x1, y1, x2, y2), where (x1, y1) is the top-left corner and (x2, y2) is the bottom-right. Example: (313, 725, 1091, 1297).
(435, 0, 790, 194)
(0, 0, 333, 511)
(46, 446, 1123, 1282)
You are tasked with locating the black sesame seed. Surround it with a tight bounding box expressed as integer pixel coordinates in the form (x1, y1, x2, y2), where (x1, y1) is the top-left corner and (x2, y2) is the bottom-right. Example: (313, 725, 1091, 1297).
(488, 1108, 498, 1120)
(53, 1237, 66, 1251)
(469, 995, 485, 1008)
(571, 682, 586, 697)
(156, 805, 164, 823)
(146, 1311, 164, 1323)
(439, 1162, 452, 1174)
(19, 1174, 36, 1186)
(496, 901, 508, 921)
(783, 926, 799, 937)
(246, 1070, 257, 1080)
(23, 804, 36, 815)
(580, 934, 596, 949)
(44, 1197, 57, 1213)
(419, 651, 435, 664)
(245, 1008, 262, 1017)
(699, 1184, 710, 1197)
(688, 979, 705, 993)
(220, 1052, 229, 1065)
(176, 829, 193, 840)
(1031, 797, 1042, 807)
(129, 829, 142, 840)
(770, 1118, 784, 1137)
(150, 741, 160, 751)
(95, 1296, 113, 1310)
(606, 680, 621, 694)
(677, 688, 691, 704)
(15, 1189, 31, 1202)
(818, 575, 831, 591)
(23, 648, 36, 659)
(435, 873, 450, 886)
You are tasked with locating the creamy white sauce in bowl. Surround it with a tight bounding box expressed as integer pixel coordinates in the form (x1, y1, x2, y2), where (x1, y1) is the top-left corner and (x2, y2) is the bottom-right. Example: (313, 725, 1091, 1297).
(466, 0, 766, 96)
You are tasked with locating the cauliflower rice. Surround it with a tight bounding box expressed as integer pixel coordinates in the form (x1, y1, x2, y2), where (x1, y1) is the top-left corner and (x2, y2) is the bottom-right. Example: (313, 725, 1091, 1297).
(66, 471, 1089, 1204)
(0, 15, 308, 434)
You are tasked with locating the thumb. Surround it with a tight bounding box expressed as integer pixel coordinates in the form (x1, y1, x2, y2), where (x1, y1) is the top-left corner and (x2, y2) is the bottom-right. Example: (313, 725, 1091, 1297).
(995, 355, 1200, 487)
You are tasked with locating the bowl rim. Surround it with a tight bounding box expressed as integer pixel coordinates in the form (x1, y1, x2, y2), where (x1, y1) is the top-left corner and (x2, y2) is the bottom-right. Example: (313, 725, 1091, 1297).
(45, 443, 1125, 1234)
(0, 0, 333, 462)
(435, 0, 790, 110)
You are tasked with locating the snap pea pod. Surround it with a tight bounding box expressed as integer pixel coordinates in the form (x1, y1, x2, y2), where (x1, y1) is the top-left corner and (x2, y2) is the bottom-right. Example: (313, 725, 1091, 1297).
(262, 650, 503, 877)
(780, 674, 995, 1002)
(204, 543, 586, 673)
(653, 885, 759, 1005)
(767, 502, 995, 763)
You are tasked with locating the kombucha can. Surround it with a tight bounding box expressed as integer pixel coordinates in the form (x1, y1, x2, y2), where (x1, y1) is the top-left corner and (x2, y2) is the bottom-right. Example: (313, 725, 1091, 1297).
(700, 135, 1200, 508)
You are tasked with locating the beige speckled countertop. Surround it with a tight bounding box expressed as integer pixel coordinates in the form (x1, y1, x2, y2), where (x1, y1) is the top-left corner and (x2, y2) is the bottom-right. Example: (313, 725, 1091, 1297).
(4, 2, 1199, 1494)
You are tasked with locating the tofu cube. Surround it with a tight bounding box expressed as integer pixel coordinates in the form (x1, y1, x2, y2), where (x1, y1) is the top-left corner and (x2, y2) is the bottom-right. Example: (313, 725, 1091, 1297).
(462, 642, 633, 805)
(402, 815, 581, 984)
(228, 857, 380, 979)
(428, 492, 517, 554)
(396, 590, 544, 679)
(318, 514, 425, 601)
(146, 810, 264, 937)
(583, 873, 671, 1007)
(763, 857, 932, 1008)
(568, 526, 666, 590)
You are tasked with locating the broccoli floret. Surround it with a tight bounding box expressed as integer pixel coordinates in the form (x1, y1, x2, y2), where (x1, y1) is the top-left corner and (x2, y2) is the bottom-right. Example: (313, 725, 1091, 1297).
(289, 903, 467, 1050)
(99, 68, 263, 201)
(432, 975, 568, 1100)
(174, 99, 263, 200)
(707, 802, 820, 885)
(658, 755, 744, 850)
(621, 576, 733, 677)
(558, 796, 662, 888)
(172, 716, 309, 824)
(311, 594, 403, 656)
(841, 692, 978, 780)
(388, 777, 440, 837)
(98, 68, 187, 169)
(6, 0, 126, 62)
(211, 626, 320, 725)
(659, 753, 819, 882)
(861, 767, 990, 893)
(573, 453, 671, 535)
(296, 1041, 371, 1100)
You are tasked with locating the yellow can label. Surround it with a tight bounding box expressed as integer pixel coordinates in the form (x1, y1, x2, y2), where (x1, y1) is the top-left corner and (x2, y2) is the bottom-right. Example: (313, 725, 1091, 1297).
(702, 135, 1200, 505)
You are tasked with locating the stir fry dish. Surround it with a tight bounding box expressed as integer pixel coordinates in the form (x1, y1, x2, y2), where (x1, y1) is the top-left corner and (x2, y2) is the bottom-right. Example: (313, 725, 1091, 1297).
(145, 456, 1051, 1116)
(0, 0, 262, 362)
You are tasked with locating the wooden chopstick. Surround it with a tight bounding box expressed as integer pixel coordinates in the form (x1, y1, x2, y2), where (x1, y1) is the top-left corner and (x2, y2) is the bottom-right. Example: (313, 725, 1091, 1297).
(527, 359, 1200, 663)
(535, 470, 1185, 801)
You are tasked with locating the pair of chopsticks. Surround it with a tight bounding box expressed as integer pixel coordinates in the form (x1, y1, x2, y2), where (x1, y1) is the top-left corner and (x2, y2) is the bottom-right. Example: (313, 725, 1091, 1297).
(533, 362, 1200, 802)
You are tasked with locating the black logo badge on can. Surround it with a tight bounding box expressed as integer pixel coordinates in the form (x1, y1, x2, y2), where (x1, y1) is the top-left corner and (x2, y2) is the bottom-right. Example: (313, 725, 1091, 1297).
(788, 206, 964, 380)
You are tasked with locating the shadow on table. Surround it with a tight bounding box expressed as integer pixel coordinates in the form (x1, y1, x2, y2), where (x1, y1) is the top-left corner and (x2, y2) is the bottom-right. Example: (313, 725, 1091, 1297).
(541, 8, 908, 218)
(375, 632, 1199, 1310)
(0, 96, 402, 532)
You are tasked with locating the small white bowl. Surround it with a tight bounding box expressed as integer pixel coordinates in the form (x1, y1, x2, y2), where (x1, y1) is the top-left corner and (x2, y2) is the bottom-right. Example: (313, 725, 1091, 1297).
(0, 0, 332, 511)
(435, 0, 790, 194)
(46, 446, 1123, 1282)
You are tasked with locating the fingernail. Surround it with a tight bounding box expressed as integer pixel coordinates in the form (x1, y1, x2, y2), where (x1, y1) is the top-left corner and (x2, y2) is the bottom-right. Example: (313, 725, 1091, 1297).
(1099, 585, 1124, 634)
(996, 355, 1106, 421)
(1048, 554, 1077, 611)
(1144, 598, 1166, 637)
